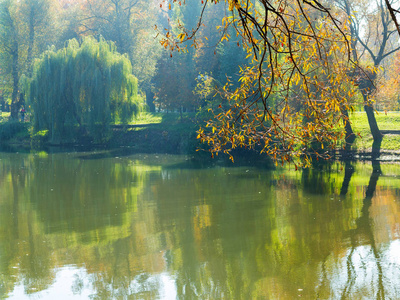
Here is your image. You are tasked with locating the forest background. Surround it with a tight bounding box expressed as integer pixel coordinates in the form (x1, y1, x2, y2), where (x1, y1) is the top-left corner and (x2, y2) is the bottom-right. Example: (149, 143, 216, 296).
(1, 0, 400, 166)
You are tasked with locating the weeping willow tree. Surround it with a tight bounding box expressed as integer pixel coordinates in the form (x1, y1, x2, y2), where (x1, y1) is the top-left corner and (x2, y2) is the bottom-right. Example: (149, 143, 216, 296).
(27, 36, 143, 143)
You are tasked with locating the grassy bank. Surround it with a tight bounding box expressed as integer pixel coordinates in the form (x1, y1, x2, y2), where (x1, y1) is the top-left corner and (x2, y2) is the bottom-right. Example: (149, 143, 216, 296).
(119, 111, 400, 156)
(127, 111, 400, 156)
(109, 112, 201, 154)
(1, 111, 400, 157)
(350, 111, 400, 151)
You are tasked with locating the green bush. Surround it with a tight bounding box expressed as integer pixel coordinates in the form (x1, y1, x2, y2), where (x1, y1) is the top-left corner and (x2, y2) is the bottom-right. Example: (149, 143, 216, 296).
(31, 129, 49, 147)
(0, 121, 29, 142)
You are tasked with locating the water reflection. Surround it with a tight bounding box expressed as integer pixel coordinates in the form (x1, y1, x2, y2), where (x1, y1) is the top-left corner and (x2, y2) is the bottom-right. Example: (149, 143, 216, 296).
(0, 152, 400, 299)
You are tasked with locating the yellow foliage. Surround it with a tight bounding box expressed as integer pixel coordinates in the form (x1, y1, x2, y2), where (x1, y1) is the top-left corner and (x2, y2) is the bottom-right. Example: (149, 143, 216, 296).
(163, 0, 359, 167)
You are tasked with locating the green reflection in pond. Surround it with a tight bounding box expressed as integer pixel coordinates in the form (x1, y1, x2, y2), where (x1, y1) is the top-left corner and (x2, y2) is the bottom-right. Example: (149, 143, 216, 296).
(0, 152, 400, 299)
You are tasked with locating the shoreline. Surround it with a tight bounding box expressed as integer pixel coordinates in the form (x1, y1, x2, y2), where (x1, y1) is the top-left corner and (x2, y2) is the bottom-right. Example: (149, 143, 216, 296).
(3, 138, 400, 164)
(1, 116, 400, 164)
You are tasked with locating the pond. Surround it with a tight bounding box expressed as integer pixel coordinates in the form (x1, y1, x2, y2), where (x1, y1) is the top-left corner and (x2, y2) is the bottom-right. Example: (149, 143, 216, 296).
(0, 150, 400, 299)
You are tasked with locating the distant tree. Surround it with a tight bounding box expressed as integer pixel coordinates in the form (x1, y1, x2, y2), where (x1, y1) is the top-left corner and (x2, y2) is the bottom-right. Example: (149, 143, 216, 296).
(20, 0, 61, 76)
(0, 0, 60, 119)
(153, 1, 203, 116)
(56, 0, 85, 45)
(334, 0, 400, 141)
(0, 0, 22, 120)
(384, 0, 400, 36)
(80, 0, 162, 110)
(375, 51, 400, 111)
(27, 37, 144, 143)
(153, 1, 247, 117)
(194, 73, 227, 122)
(153, 52, 199, 117)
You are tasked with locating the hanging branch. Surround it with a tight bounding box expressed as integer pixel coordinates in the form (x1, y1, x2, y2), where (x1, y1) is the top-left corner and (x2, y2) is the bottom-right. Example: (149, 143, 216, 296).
(384, 0, 400, 37)
(162, 0, 359, 166)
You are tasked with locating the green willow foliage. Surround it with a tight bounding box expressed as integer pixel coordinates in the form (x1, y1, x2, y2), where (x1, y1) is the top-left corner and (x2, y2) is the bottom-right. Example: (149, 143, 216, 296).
(28, 37, 143, 143)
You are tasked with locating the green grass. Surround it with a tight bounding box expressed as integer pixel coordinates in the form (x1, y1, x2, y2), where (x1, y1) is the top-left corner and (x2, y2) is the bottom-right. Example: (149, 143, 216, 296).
(131, 112, 197, 130)
(134, 112, 400, 153)
(3, 109, 398, 154)
(350, 111, 400, 151)
(110, 111, 200, 154)
(130, 112, 163, 125)
(131, 112, 198, 126)
(0, 112, 10, 122)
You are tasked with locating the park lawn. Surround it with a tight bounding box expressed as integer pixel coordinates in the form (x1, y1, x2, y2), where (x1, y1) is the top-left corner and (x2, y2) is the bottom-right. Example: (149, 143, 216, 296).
(2, 109, 399, 154)
(1, 111, 181, 126)
(134, 111, 400, 153)
(130, 112, 198, 133)
(0, 112, 10, 122)
(130, 112, 163, 125)
(350, 111, 400, 151)
(110, 111, 200, 154)
(131, 111, 197, 126)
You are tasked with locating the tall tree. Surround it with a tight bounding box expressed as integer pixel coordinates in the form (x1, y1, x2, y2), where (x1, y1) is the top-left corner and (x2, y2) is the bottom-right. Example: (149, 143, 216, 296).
(384, 0, 400, 36)
(81, 0, 162, 107)
(161, 0, 359, 166)
(28, 37, 144, 143)
(20, 0, 60, 76)
(0, 0, 59, 119)
(153, 1, 203, 115)
(0, 0, 21, 119)
(334, 0, 400, 141)
(56, 0, 86, 45)
(153, 1, 248, 116)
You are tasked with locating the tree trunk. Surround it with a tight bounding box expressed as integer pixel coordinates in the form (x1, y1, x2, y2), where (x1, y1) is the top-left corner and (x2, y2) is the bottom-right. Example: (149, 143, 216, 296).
(364, 103, 382, 141)
(357, 71, 382, 142)
(361, 74, 382, 141)
(27, 6, 35, 76)
(10, 41, 19, 120)
(146, 89, 155, 112)
(341, 108, 355, 144)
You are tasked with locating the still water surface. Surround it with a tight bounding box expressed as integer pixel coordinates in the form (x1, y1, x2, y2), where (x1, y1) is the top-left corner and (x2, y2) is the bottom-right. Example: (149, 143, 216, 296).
(1, 151, 400, 299)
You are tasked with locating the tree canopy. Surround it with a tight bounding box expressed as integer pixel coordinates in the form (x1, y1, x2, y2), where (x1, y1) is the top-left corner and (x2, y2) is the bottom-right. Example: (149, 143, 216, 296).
(0, 0, 60, 119)
(160, 0, 362, 166)
(27, 36, 143, 143)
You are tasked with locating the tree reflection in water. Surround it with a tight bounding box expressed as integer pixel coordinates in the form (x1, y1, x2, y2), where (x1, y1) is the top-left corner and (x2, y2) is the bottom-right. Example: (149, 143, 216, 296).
(0, 152, 400, 299)
(339, 140, 387, 300)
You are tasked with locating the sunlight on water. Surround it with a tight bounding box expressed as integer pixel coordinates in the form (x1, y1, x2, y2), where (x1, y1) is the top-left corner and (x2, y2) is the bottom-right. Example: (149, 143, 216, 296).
(9, 267, 95, 300)
(8, 267, 178, 300)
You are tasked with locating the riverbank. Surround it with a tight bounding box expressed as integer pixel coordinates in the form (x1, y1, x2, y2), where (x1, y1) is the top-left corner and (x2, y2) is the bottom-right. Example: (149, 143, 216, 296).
(350, 111, 400, 152)
(1, 111, 400, 162)
(0, 112, 201, 153)
(109, 113, 200, 154)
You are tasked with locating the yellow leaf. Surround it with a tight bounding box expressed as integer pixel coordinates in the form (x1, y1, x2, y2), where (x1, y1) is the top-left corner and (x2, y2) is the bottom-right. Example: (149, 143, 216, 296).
(177, 33, 186, 42)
